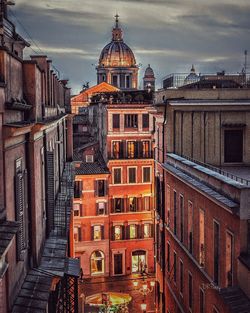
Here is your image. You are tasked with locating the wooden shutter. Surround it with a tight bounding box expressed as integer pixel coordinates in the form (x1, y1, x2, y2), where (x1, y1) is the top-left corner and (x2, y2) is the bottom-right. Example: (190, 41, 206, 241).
(80, 204, 83, 217)
(101, 225, 104, 240)
(78, 227, 82, 241)
(122, 141, 126, 158)
(111, 199, 114, 213)
(151, 224, 155, 238)
(96, 203, 99, 215)
(46, 151, 55, 234)
(121, 198, 124, 212)
(15, 172, 25, 261)
(104, 202, 107, 215)
(137, 224, 141, 239)
(104, 180, 107, 196)
(135, 141, 139, 158)
(91, 226, 94, 240)
(111, 226, 115, 241)
(122, 225, 125, 240)
(126, 225, 130, 240)
(94, 180, 98, 197)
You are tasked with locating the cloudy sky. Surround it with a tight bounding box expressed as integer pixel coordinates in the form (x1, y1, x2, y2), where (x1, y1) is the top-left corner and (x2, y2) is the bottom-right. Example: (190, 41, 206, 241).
(10, 0, 250, 93)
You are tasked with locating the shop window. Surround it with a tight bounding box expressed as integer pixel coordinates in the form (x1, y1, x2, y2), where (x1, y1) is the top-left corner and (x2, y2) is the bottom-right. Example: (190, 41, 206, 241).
(132, 250, 146, 273)
(91, 251, 105, 275)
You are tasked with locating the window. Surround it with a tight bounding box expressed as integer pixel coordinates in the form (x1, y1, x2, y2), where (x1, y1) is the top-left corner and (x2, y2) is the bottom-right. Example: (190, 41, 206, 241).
(142, 114, 149, 128)
(113, 168, 121, 184)
(226, 231, 233, 287)
(114, 253, 123, 275)
(130, 225, 137, 239)
(91, 251, 104, 275)
(143, 224, 151, 238)
(126, 75, 130, 89)
(173, 191, 177, 235)
(180, 260, 184, 295)
(74, 226, 81, 242)
(188, 272, 193, 311)
(143, 167, 151, 182)
(132, 250, 146, 273)
(224, 129, 243, 163)
(188, 201, 193, 254)
(96, 180, 106, 197)
(142, 141, 150, 158)
(125, 114, 138, 128)
(166, 185, 170, 227)
(199, 288, 205, 313)
(96, 202, 106, 215)
(112, 198, 124, 213)
(86, 155, 94, 163)
(112, 75, 118, 87)
(112, 141, 122, 158)
(213, 221, 220, 285)
(113, 114, 120, 129)
(144, 196, 150, 211)
(74, 181, 82, 198)
(92, 225, 104, 240)
(128, 167, 136, 183)
(180, 195, 184, 242)
(128, 197, 137, 212)
(199, 209, 205, 267)
(167, 242, 170, 272)
(73, 203, 81, 217)
(15, 158, 27, 261)
(114, 225, 122, 240)
(127, 141, 136, 158)
(173, 252, 177, 283)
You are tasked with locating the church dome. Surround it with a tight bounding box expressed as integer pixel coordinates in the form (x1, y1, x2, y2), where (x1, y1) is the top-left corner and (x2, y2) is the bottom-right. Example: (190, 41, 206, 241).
(144, 64, 155, 78)
(98, 15, 136, 68)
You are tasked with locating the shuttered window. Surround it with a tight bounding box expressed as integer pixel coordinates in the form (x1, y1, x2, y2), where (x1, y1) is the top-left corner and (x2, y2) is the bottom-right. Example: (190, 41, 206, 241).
(113, 114, 120, 129)
(142, 114, 149, 128)
(128, 167, 136, 183)
(74, 181, 82, 198)
(125, 114, 138, 128)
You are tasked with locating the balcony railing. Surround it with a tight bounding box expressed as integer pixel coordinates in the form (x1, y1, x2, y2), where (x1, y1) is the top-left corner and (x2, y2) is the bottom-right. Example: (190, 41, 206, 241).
(108, 151, 153, 160)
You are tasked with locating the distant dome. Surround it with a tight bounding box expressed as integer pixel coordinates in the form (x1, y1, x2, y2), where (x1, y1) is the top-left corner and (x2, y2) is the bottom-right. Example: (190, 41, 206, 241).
(98, 15, 136, 68)
(99, 41, 136, 68)
(184, 64, 199, 85)
(144, 64, 155, 78)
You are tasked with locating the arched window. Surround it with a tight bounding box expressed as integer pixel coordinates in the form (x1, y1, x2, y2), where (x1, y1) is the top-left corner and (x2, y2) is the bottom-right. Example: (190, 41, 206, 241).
(132, 250, 146, 273)
(91, 251, 105, 275)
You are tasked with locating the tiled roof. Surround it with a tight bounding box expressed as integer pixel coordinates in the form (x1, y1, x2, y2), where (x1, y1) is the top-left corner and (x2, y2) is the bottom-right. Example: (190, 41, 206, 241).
(75, 159, 109, 175)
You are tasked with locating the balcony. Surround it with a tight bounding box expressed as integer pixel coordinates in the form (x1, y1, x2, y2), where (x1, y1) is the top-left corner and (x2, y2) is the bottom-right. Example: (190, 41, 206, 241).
(108, 151, 153, 160)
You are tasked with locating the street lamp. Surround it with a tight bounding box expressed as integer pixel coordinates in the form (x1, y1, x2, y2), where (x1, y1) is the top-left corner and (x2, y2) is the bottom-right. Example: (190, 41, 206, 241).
(140, 302, 147, 312)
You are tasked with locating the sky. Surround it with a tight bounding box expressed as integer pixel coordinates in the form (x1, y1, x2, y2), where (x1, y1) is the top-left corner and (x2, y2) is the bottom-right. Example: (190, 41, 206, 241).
(10, 0, 250, 94)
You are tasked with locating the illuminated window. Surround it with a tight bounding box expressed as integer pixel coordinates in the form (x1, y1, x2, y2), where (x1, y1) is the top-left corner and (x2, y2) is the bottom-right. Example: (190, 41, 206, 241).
(130, 225, 136, 239)
(91, 251, 104, 275)
(143, 224, 151, 238)
(114, 226, 122, 240)
(199, 209, 205, 267)
(112, 141, 121, 158)
(127, 141, 136, 158)
(132, 250, 146, 273)
(96, 202, 106, 215)
(142, 141, 150, 158)
(92, 225, 104, 241)
(128, 197, 137, 212)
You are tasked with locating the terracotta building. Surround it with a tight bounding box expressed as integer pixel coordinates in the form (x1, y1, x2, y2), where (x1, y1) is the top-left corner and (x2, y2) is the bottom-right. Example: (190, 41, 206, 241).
(154, 88, 250, 313)
(0, 3, 79, 313)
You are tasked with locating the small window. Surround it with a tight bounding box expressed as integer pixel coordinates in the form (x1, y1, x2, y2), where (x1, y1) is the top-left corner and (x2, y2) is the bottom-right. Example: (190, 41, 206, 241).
(143, 167, 151, 182)
(74, 226, 81, 242)
(91, 251, 104, 275)
(127, 141, 136, 158)
(132, 250, 146, 273)
(113, 114, 120, 129)
(96, 202, 106, 215)
(96, 180, 106, 197)
(143, 224, 151, 238)
(144, 196, 150, 211)
(113, 168, 121, 184)
(128, 167, 136, 183)
(93, 225, 104, 241)
(142, 141, 150, 158)
(112, 198, 124, 213)
(142, 114, 149, 128)
(130, 225, 137, 239)
(112, 141, 121, 158)
(114, 225, 122, 240)
(73, 203, 81, 217)
(86, 155, 94, 163)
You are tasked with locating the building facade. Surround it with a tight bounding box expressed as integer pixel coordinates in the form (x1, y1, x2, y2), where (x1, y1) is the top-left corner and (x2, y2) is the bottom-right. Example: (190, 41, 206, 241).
(0, 4, 79, 312)
(154, 88, 250, 313)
